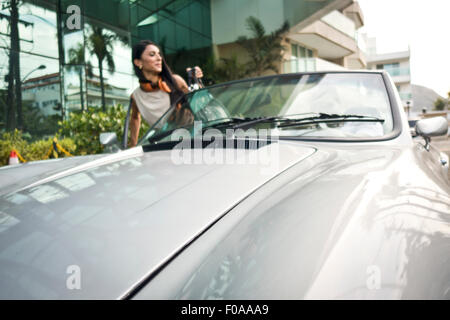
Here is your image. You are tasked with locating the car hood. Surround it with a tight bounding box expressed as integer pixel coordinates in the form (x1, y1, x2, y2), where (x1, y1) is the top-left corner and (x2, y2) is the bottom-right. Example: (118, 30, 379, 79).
(0, 142, 315, 299)
(0, 154, 107, 196)
(132, 142, 450, 300)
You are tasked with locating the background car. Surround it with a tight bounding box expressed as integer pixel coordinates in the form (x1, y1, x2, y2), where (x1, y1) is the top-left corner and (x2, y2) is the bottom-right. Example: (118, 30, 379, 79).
(0, 71, 448, 299)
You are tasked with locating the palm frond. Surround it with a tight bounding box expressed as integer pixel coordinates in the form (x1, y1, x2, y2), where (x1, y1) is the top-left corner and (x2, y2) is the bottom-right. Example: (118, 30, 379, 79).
(246, 16, 265, 39)
(67, 43, 84, 64)
(235, 17, 289, 77)
(105, 53, 115, 73)
(85, 61, 94, 78)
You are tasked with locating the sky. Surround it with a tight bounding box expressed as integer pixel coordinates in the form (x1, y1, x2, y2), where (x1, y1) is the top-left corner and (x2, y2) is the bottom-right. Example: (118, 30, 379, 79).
(357, 0, 450, 98)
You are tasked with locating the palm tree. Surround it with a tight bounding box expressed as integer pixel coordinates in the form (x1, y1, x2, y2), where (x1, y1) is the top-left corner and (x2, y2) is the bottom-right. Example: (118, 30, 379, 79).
(237, 16, 289, 77)
(5, 0, 22, 131)
(86, 26, 128, 111)
(67, 43, 93, 111)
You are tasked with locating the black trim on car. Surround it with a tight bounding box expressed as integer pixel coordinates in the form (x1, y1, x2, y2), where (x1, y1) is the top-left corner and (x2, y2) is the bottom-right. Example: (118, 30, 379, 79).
(142, 137, 276, 152)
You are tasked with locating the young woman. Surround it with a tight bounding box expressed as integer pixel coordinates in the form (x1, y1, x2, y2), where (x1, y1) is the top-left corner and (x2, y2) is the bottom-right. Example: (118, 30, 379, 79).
(129, 40, 203, 146)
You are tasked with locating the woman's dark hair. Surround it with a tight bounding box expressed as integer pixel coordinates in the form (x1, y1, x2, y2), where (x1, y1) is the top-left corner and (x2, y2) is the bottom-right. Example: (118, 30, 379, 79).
(132, 40, 184, 103)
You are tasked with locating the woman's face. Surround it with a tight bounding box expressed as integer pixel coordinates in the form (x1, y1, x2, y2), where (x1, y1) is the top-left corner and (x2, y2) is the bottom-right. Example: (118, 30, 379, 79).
(135, 44, 162, 74)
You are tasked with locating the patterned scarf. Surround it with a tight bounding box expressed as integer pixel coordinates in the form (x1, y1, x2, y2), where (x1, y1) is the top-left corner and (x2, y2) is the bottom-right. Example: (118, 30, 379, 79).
(139, 77, 171, 93)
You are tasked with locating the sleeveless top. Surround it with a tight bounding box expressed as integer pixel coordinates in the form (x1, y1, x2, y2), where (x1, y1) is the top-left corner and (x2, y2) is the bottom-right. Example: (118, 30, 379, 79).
(132, 86, 171, 125)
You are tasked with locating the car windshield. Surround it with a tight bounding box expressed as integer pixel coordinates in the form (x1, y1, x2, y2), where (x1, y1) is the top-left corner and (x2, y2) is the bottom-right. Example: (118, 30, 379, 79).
(140, 72, 393, 145)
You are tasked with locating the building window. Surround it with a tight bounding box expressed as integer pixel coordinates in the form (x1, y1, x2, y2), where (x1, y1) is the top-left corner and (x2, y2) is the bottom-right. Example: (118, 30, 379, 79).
(377, 62, 399, 70)
(385, 62, 399, 69)
(291, 44, 298, 58)
(291, 44, 313, 59)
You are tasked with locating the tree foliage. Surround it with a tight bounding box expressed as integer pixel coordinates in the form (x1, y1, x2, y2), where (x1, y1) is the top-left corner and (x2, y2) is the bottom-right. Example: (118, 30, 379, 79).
(204, 54, 248, 83)
(434, 97, 446, 111)
(67, 43, 94, 111)
(58, 105, 149, 155)
(236, 16, 289, 77)
(86, 26, 128, 111)
(202, 16, 290, 84)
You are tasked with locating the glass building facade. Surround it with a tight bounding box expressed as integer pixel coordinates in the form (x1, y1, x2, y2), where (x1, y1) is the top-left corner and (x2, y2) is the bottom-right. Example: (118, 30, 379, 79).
(0, 0, 212, 133)
(1, 0, 342, 134)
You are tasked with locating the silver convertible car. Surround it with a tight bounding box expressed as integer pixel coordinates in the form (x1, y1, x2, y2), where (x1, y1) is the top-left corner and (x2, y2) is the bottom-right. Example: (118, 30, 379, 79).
(0, 71, 449, 299)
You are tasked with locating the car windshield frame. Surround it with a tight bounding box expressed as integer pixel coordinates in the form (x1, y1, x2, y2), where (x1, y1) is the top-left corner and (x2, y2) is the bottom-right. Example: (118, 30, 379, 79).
(138, 71, 403, 146)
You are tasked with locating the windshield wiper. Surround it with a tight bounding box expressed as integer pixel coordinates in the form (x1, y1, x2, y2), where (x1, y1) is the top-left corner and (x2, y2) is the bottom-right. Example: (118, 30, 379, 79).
(216, 113, 384, 130)
(203, 113, 385, 131)
(146, 113, 384, 144)
(201, 117, 266, 132)
(275, 113, 385, 128)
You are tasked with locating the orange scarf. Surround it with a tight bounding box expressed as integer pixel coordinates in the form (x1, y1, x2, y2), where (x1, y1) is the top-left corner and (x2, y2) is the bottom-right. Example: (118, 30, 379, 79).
(139, 77, 171, 93)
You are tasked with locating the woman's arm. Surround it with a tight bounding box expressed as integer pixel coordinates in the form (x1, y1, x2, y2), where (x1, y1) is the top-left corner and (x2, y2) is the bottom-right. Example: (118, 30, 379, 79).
(173, 74, 189, 93)
(129, 97, 141, 147)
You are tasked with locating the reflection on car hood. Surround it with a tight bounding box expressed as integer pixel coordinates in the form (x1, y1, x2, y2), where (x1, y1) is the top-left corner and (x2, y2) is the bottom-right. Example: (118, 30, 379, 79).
(133, 142, 450, 300)
(0, 154, 106, 196)
(0, 143, 315, 299)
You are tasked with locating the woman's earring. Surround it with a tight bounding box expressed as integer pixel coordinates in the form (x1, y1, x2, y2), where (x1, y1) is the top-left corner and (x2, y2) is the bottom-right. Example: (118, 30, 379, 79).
(139, 65, 143, 70)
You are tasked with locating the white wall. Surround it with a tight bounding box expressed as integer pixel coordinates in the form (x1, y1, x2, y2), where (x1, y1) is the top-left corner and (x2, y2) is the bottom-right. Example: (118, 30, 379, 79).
(399, 59, 410, 69)
(315, 57, 346, 71)
(321, 10, 355, 39)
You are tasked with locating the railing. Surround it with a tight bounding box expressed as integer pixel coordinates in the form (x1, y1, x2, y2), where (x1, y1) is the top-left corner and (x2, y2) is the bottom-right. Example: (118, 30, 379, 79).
(283, 58, 316, 73)
(283, 58, 346, 73)
(383, 67, 410, 77)
(87, 85, 128, 97)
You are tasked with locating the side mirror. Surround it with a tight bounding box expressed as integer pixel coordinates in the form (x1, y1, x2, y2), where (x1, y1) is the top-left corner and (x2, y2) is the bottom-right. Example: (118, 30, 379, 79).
(100, 132, 117, 145)
(415, 117, 448, 137)
(100, 132, 120, 153)
(415, 116, 448, 150)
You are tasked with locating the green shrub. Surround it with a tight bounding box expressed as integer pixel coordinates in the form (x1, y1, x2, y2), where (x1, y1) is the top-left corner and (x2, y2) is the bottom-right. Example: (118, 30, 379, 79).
(0, 129, 76, 166)
(23, 137, 76, 162)
(58, 105, 149, 155)
(434, 98, 446, 111)
(0, 130, 28, 166)
(0, 104, 151, 167)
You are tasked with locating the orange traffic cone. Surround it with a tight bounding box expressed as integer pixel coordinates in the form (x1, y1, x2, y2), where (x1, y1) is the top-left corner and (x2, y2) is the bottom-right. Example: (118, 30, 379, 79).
(8, 150, 20, 165)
